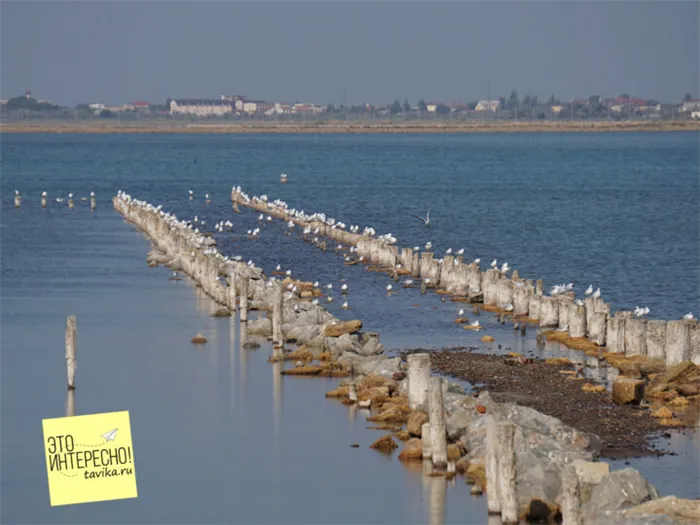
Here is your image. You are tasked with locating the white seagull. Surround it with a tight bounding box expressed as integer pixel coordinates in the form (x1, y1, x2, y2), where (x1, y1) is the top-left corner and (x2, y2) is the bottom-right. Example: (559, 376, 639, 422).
(411, 210, 430, 227)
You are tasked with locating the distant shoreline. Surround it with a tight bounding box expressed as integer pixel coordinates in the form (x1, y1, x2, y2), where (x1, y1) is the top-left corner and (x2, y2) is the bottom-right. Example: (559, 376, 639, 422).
(2, 120, 699, 134)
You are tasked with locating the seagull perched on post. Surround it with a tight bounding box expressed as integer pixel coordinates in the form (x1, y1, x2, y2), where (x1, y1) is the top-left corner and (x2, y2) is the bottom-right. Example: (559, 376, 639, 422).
(411, 210, 430, 227)
(585, 285, 593, 296)
(683, 312, 694, 320)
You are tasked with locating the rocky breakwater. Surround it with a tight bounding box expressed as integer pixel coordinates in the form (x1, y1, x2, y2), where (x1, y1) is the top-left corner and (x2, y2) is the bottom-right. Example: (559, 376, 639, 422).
(324, 352, 699, 525)
(229, 186, 700, 375)
(112, 191, 386, 373)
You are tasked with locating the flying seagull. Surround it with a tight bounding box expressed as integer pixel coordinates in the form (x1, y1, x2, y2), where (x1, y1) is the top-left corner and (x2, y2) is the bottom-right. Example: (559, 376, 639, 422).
(411, 210, 430, 227)
(101, 429, 118, 442)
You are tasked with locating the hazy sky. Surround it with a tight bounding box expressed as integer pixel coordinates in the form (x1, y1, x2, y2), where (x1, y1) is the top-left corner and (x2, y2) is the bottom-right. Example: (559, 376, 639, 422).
(2, 1, 698, 106)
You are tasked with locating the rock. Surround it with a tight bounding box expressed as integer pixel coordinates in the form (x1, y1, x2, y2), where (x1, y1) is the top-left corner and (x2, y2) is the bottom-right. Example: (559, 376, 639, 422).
(356, 332, 384, 357)
(572, 459, 610, 485)
(407, 410, 429, 437)
(393, 371, 406, 381)
(393, 430, 411, 442)
(648, 361, 700, 395)
(582, 383, 606, 393)
(584, 468, 660, 518)
(325, 386, 349, 398)
(247, 317, 272, 336)
(369, 434, 398, 453)
(191, 333, 207, 344)
(545, 358, 573, 366)
(358, 386, 389, 407)
(445, 409, 473, 441)
(324, 319, 362, 337)
(476, 405, 487, 414)
(358, 399, 371, 409)
(447, 443, 466, 461)
(470, 485, 483, 495)
(481, 335, 495, 342)
(522, 499, 559, 523)
(212, 308, 231, 317)
(280, 365, 323, 376)
(398, 438, 423, 461)
(465, 462, 486, 489)
(350, 443, 359, 448)
(677, 383, 700, 396)
(367, 404, 411, 423)
(621, 495, 700, 525)
(612, 377, 645, 405)
(285, 324, 324, 346)
(325, 334, 360, 359)
(651, 407, 673, 419)
(455, 456, 470, 474)
(242, 340, 260, 349)
(338, 354, 402, 377)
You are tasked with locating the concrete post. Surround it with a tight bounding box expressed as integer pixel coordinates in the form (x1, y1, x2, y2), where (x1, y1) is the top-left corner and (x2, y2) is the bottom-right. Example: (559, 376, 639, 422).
(486, 415, 501, 514)
(407, 353, 431, 410)
(65, 316, 77, 390)
(624, 318, 648, 356)
(428, 377, 447, 470)
(569, 305, 587, 338)
(421, 423, 432, 459)
(272, 284, 284, 357)
(539, 297, 559, 328)
(240, 277, 249, 322)
(589, 312, 607, 346)
(666, 320, 690, 367)
(561, 464, 583, 525)
(645, 320, 666, 360)
(496, 422, 518, 524)
(228, 271, 237, 311)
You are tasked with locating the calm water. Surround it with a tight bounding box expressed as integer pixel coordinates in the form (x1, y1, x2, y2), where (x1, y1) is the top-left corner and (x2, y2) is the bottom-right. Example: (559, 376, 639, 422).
(2, 132, 699, 522)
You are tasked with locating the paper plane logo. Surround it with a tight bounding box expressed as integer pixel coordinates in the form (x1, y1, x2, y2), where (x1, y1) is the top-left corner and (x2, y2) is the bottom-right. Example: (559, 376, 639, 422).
(42, 411, 137, 506)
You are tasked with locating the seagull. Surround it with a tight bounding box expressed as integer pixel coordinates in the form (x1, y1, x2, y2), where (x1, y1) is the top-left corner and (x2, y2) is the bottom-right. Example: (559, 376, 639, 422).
(585, 285, 593, 296)
(403, 279, 414, 286)
(276, 264, 281, 271)
(413, 246, 420, 252)
(592, 288, 601, 299)
(425, 242, 432, 251)
(575, 299, 584, 306)
(386, 284, 393, 293)
(491, 259, 497, 268)
(456, 248, 464, 255)
(505, 303, 514, 312)
(341, 283, 348, 293)
(473, 258, 480, 264)
(445, 248, 452, 255)
(285, 270, 292, 276)
(341, 301, 349, 309)
(326, 283, 333, 290)
(313, 281, 319, 288)
(458, 308, 465, 316)
(188, 190, 194, 199)
(327, 296, 333, 303)
(411, 210, 430, 227)
(312, 299, 319, 305)
(683, 312, 694, 320)
(634, 306, 650, 318)
(470, 320, 480, 327)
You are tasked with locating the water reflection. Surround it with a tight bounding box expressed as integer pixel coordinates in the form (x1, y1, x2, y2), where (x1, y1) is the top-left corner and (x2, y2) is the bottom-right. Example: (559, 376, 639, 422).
(426, 460, 446, 525)
(272, 359, 283, 482)
(229, 315, 236, 415)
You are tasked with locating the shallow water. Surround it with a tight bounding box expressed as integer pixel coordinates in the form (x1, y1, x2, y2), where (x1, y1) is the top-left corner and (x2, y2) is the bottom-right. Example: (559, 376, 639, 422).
(0, 207, 483, 524)
(2, 132, 699, 521)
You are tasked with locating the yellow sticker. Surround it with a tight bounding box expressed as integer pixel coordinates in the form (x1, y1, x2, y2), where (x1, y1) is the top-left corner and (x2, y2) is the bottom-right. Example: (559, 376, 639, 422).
(42, 410, 137, 506)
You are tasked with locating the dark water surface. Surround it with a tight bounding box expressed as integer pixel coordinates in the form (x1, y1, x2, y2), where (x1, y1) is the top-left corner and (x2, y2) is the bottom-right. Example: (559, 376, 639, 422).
(2, 132, 699, 522)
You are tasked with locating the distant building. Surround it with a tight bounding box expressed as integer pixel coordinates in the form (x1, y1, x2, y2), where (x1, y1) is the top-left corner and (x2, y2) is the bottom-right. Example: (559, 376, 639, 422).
(132, 101, 150, 111)
(681, 99, 700, 112)
(475, 100, 500, 112)
(692, 111, 700, 120)
(169, 98, 233, 116)
(426, 102, 438, 113)
(551, 105, 565, 115)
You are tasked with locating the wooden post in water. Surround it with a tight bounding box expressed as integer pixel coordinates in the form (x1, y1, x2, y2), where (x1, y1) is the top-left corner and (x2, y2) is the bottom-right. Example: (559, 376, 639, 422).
(41, 192, 48, 208)
(14, 191, 21, 208)
(65, 316, 77, 390)
(90, 192, 96, 210)
(240, 277, 249, 322)
(428, 377, 447, 470)
(496, 422, 518, 524)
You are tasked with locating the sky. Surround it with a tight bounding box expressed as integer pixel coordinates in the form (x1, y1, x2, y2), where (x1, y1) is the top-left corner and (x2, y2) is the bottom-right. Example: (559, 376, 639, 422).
(1, 1, 698, 107)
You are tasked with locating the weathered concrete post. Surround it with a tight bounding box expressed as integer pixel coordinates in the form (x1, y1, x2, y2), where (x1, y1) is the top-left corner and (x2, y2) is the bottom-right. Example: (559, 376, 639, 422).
(561, 464, 583, 525)
(624, 318, 648, 356)
(421, 423, 432, 459)
(485, 415, 501, 514)
(496, 421, 518, 524)
(90, 192, 96, 210)
(589, 312, 608, 346)
(645, 320, 666, 360)
(240, 276, 249, 322)
(569, 305, 587, 338)
(68, 194, 74, 209)
(421, 279, 428, 294)
(539, 297, 559, 328)
(272, 283, 284, 356)
(14, 191, 21, 208)
(65, 316, 77, 390)
(41, 192, 48, 208)
(228, 271, 237, 311)
(407, 353, 431, 410)
(428, 377, 447, 470)
(666, 320, 690, 367)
